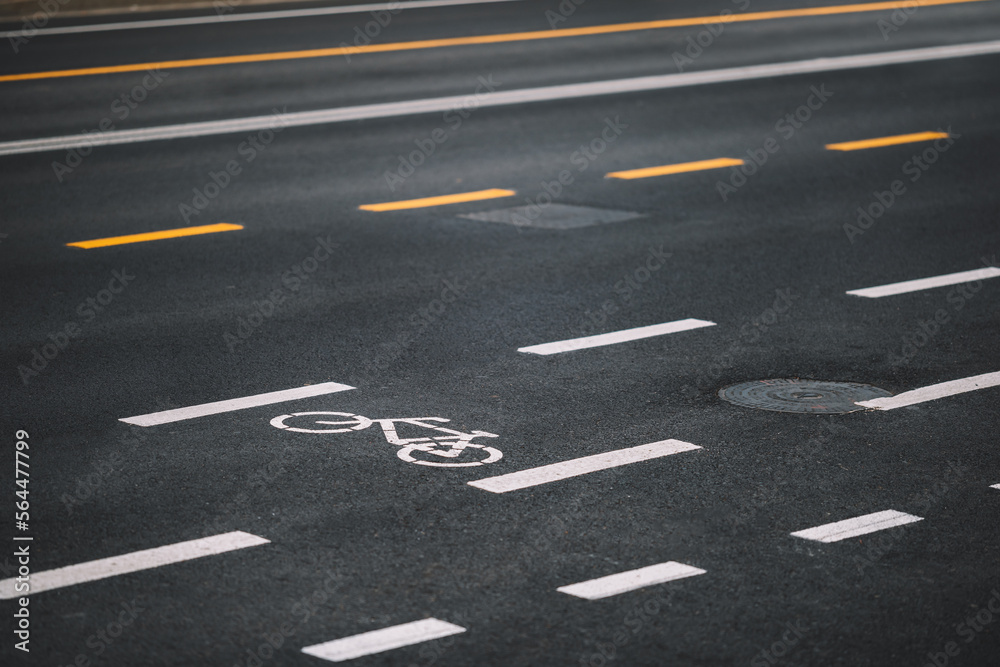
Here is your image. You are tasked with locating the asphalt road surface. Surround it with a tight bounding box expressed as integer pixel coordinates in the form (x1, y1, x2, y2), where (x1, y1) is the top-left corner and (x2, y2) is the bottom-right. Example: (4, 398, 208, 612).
(2, 0, 1000, 665)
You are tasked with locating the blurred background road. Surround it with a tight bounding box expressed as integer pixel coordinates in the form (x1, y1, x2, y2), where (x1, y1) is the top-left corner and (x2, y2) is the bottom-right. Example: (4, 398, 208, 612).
(2, 0, 999, 665)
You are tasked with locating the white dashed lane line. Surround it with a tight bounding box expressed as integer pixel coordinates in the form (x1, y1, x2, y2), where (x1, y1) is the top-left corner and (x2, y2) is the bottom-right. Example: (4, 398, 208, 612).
(790, 510, 922, 543)
(857, 371, 1000, 410)
(846, 266, 1000, 298)
(301, 618, 466, 663)
(557, 561, 706, 600)
(0, 531, 268, 599)
(468, 440, 701, 493)
(120, 381, 355, 426)
(517, 319, 715, 355)
(991, 484, 1000, 490)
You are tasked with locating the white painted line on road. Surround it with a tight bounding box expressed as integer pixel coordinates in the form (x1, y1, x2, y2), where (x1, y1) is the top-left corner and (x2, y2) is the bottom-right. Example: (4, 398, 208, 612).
(846, 267, 1000, 298)
(468, 440, 701, 494)
(558, 561, 705, 600)
(0, 0, 525, 38)
(0, 531, 268, 599)
(120, 381, 356, 426)
(518, 319, 716, 355)
(302, 618, 466, 662)
(991, 484, 1000, 490)
(4, 39, 1000, 155)
(790, 510, 922, 543)
(856, 371, 1000, 411)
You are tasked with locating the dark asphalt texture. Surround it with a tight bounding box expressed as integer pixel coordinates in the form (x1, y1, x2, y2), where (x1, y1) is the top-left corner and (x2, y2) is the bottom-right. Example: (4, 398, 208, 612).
(2, 0, 999, 665)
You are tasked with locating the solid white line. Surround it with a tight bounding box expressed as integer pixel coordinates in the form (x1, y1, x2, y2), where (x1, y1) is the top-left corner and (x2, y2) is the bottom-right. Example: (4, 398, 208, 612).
(846, 267, 1000, 298)
(557, 561, 706, 600)
(0, 0, 524, 38)
(518, 319, 716, 355)
(4, 40, 1000, 156)
(790, 510, 922, 543)
(0, 531, 268, 599)
(468, 440, 701, 494)
(120, 381, 355, 426)
(302, 618, 466, 662)
(856, 371, 1000, 410)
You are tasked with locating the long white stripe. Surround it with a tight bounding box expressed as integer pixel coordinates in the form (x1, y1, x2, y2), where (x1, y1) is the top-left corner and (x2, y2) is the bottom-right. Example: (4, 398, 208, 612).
(557, 561, 706, 600)
(791, 510, 922, 542)
(518, 319, 716, 355)
(0, 0, 524, 38)
(302, 618, 466, 662)
(857, 371, 1000, 410)
(468, 440, 701, 493)
(120, 381, 355, 426)
(4, 40, 1000, 156)
(0, 531, 268, 599)
(846, 267, 1000, 298)
(991, 484, 1000, 490)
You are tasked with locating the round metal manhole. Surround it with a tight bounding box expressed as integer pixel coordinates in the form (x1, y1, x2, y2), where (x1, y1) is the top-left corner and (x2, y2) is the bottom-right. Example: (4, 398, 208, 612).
(718, 379, 892, 414)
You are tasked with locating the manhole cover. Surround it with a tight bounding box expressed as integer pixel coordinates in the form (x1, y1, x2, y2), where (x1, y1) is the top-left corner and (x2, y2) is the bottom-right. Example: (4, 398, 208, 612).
(459, 204, 642, 229)
(718, 379, 892, 414)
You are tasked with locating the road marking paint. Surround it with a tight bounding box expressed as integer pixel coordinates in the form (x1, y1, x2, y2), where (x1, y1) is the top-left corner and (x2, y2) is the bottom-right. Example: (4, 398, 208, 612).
(0, 0, 525, 38)
(301, 618, 466, 662)
(468, 439, 701, 493)
(856, 371, 1000, 410)
(557, 561, 706, 600)
(0, 0, 986, 83)
(825, 130, 950, 151)
(518, 318, 715, 355)
(791, 510, 922, 542)
(359, 188, 515, 211)
(846, 267, 1000, 298)
(991, 484, 1000, 490)
(120, 382, 356, 426)
(67, 222, 243, 248)
(4, 40, 1000, 155)
(0, 531, 268, 599)
(606, 157, 744, 179)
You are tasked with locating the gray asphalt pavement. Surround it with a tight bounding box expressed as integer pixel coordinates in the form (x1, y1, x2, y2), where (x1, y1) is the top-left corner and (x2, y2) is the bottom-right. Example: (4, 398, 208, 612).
(2, 0, 999, 665)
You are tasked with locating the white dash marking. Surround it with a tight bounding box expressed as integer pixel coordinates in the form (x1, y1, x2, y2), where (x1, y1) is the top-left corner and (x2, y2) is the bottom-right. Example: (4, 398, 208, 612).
(790, 510, 922, 543)
(468, 439, 701, 493)
(301, 618, 466, 662)
(557, 561, 706, 600)
(857, 371, 1000, 410)
(120, 382, 355, 426)
(0, 531, 268, 599)
(846, 267, 1000, 298)
(990, 484, 1000, 491)
(518, 319, 715, 355)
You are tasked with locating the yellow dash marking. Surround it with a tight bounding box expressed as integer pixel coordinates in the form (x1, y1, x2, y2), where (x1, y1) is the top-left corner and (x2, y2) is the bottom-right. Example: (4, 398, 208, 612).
(67, 222, 244, 248)
(359, 188, 515, 212)
(0, 0, 988, 83)
(606, 158, 745, 180)
(825, 131, 950, 151)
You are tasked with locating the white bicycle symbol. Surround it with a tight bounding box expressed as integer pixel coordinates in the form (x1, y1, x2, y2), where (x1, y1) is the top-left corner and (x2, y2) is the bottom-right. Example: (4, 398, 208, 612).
(269, 412, 503, 468)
